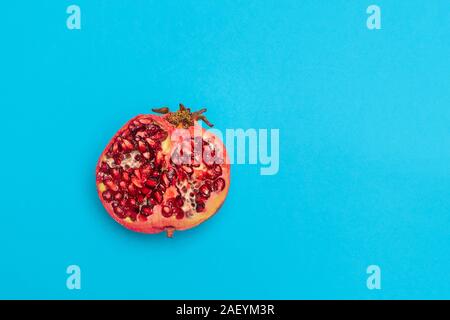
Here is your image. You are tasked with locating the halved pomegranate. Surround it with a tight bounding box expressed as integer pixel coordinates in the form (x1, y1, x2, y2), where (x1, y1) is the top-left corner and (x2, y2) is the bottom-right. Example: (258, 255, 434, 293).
(96, 104, 230, 237)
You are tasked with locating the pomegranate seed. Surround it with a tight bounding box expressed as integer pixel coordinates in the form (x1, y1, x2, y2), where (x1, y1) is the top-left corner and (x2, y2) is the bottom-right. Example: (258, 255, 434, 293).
(143, 152, 152, 159)
(137, 194, 145, 203)
(127, 210, 138, 221)
(161, 205, 173, 217)
(138, 214, 148, 222)
(122, 172, 130, 181)
(147, 124, 159, 135)
(113, 206, 126, 218)
(141, 165, 153, 176)
(213, 165, 222, 175)
(213, 178, 226, 192)
(196, 201, 205, 212)
(145, 138, 158, 149)
(112, 142, 119, 153)
(102, 191, 112, 201)
(141, 205, 153, 216)
(119, 181, 127, 190)
(175, 197, 184, 207)
(182, 166, 193, 174)
(128, 183, 137, 195)
(153, 190, 163, 204)
(114, 192, 123, 201)
(151, 130, 168, 141)
(138, 141, 147, 153)
(105, 180, 119, 191)
(206, 168, 217, 179)
(112, 168, 121, 179)
(125, 139, 134, 150)
(145, 178, 157, 188)
(113, 156, 122, 165)
(121, 129, 130, 137)
(199, 184, 210, 197)
(167, 167, 176, 179)
(141, 187, 151, 195)
(158, 184, 166, 193)
(131, 177, 143, 188)
(100, 162, 110, 173)
(173, 207, 184, 220)
(166, 198, 175, 208)
(133, 169, 141, 180)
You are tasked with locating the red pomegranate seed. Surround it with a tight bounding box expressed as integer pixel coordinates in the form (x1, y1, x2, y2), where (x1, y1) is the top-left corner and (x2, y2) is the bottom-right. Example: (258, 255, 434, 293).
(158, 184, 166, 193)
(121, 129, 130, 137)
(113, 155, 122, 165)
(196, 202, 205, 212)
(114, 192, 123, 201)
(105, 180, 119, 191)
(162, 173, 170, 187)
(131, 177, 142, 188)
(141, 205, 153, 216)
(102, 191, 112, 201)
(213, 165, 222, 175)
(112, 142, 119, 153)
(213, 178, 226, 192)
(182, 166, 193, 174)
(113, 206, 126, 218)
(138, 214, 148, 222)
(153, 190, 163, 204)
(122, 172, 130, 181)
(111, 168, 121, 179)
(173, 207, 184, 220)
(121, 139, 134, 151)
(100, 162, 110, 173)
(119, 181, 127, 190)
(127, 210, 138, 221)
(175, 197, 184, 207)
(143, 152, 152, 159)
(162, 205, 173, 217)
(165, 198, 175, 208)
(199, 184, 210, 197)
(128, 183, 137, 195)
(145, 178, 157, 188)
(141, 187, 151, 195)
(138, 141, 147, 153)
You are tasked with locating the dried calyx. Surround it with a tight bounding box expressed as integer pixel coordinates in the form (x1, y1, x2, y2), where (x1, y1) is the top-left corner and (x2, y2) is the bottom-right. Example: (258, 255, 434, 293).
(152, 104, 214, 129)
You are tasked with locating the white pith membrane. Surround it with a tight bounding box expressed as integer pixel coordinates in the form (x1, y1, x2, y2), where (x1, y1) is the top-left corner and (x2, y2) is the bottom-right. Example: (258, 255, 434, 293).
(96, 118, 227, 228)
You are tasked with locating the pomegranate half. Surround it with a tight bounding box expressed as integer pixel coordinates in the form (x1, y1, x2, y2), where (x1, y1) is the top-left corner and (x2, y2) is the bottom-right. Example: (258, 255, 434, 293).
(96, 104, 230, 237)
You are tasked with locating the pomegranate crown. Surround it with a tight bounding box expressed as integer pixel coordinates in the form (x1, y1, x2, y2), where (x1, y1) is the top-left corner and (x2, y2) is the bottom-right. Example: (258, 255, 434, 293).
(152, 104, 213, 129)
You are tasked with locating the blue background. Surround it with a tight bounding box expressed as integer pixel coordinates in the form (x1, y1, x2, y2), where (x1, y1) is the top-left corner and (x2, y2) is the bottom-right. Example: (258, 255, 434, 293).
(1, 0, 449, 299)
